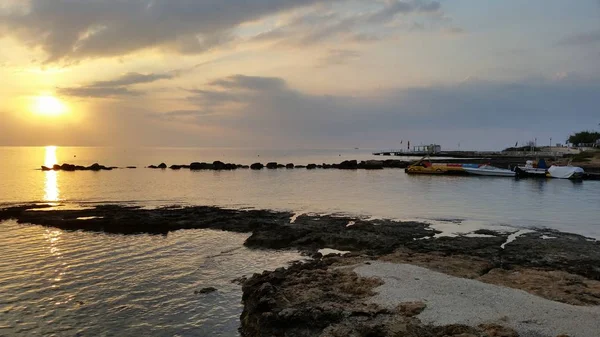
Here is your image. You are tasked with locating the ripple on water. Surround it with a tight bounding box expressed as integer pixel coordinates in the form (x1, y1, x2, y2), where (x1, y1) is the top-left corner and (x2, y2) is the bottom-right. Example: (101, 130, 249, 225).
(0, 220, 303, 336)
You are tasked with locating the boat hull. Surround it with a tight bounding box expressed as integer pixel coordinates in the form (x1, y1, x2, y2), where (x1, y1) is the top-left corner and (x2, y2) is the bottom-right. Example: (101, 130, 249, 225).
(514, 166, 547, 178)
(464, 168, 515, 177)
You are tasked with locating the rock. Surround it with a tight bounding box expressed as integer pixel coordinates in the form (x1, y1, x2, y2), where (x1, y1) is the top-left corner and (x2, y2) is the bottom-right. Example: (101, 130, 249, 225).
(277, 164, 285, 168)
(61, 163, 76, 171)
(126, 166, 137, 169)
(195, 287, 217, 294)
(41, 166, 52, 171)
(322, 164, 332, 169)
(338, 160, 358, 169)
(358, 160, 384, 170)
(190, 162, 213, 170)
(213, 161, 226, 170)
(88, 163, 105, 171)
(53, 164, 61, 170)
(241, 165, 250, 169)
(224, 163, 237, 170)
(396, 301, 426, 317)
(478, 323, 518, 337)
(286, 163, 294, 169)
(251, 163, 264, 170)
(382, 160, 410, 168)
(157, 163, 167, 169)
(266, 162, 278, 169)
(295, 165, 306, 168)
(170, 165, 182, 170)
(148, 165, 157, 169)
(307, 164, 317, 170)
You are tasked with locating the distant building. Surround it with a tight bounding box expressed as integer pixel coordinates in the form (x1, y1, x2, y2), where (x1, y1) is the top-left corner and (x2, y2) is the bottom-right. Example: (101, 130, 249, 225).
(413, 144, 441, 154)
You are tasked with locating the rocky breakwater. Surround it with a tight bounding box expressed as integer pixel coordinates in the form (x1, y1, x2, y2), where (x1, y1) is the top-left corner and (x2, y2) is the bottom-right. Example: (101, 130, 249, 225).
(148, 161, 249, 170)
(246, 159, 411, 170)
(41, 163, 116, 171)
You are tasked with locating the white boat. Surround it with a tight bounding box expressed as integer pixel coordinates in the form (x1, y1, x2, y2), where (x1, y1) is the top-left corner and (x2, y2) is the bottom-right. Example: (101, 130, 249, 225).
(547, 165, 585, 179)
(514, 160, 548, 178)
(464, 165, 516, 177)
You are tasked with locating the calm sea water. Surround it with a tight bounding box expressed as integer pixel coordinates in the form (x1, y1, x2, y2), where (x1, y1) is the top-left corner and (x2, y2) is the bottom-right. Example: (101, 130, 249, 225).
(1, 146, 599, 336)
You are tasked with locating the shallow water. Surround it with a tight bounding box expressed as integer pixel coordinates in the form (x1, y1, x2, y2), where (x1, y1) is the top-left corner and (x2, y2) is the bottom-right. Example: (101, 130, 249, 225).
(1, 146, 599, 336)
(0, 220, 302, 336)
(1, 146, 598, 237)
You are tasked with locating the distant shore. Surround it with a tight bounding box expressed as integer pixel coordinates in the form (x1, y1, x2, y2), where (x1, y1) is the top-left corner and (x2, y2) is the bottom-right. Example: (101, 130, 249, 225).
(2, 203, 599, 336)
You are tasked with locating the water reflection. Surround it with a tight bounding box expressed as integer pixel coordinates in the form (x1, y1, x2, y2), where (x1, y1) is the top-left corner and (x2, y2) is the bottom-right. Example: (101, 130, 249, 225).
(44, 146, 60, 202)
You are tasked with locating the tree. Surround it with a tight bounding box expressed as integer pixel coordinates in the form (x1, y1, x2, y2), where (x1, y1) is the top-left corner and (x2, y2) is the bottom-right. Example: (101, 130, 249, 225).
(567, 131, 600, 145)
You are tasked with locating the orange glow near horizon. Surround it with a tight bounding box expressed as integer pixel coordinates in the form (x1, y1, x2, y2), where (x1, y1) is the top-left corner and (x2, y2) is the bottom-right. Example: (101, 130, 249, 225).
(44, 146, 60, 202)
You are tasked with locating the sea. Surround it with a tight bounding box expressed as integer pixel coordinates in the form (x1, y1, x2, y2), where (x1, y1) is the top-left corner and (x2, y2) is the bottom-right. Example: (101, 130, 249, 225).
(1, 146, 599, 336)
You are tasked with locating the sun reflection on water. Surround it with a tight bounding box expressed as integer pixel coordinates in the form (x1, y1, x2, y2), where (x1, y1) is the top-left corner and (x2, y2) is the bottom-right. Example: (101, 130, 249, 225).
(44, 146, 60, 202)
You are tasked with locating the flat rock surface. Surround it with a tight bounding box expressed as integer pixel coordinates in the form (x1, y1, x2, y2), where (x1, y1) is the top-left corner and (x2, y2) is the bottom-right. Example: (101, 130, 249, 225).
(355, 261, 600, 337)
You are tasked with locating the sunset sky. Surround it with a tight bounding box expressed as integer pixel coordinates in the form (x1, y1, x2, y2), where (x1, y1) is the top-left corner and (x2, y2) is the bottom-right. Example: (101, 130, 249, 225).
(1, 0, 599, 149)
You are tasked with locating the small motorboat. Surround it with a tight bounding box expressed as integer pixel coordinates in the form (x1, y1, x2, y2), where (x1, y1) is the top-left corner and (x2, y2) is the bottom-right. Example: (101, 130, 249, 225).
(514, 159, 548, 178)
(547, 165, 585, 179)
(464, 165, 515, 177)
(405, 158, 468, 175)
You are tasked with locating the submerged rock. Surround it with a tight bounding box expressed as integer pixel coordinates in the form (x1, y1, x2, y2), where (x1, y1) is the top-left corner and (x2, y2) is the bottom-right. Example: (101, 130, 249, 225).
(195, 287, 217, 294)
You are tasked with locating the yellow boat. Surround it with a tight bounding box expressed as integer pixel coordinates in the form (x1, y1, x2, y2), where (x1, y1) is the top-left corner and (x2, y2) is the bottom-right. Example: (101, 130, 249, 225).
(405, 160, 468, 175)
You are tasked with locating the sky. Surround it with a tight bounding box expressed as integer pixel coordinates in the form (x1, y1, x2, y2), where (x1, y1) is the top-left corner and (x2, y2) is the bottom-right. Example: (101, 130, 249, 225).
(0, 0, 599, 150)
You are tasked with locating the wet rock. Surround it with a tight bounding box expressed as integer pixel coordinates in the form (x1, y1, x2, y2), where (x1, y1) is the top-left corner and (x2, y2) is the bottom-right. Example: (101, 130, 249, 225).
(241, 165, 250, 169)
(157, 163, 167, 169)
(338, 160, 358, 169)
(295, 165, 306, 168)
(266, 162, 278, 169)
(358, 160, 384, 170)
(277, 164, 285, 168)
(148, 165, 157, 169)
(210, 161, 225, 170)
(251, 163, 264, 170)
(195, 287, 217, 294)
(286, 163, 294, 169)
(307, 164, 317, 170)
(170, 165, 182, 170)
(190, 162, 213, 170)
(382, 160, 410, 168)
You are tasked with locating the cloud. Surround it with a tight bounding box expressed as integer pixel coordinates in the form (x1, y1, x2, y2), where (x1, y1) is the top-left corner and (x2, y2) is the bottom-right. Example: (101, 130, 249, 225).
(58, 71, 175, 98)
(557, 31, 600, 46)
(152, 74, 600, 149)
(246, 1, 446, 47)
(316, 49, 360, 67)
(0, 0, 342, 63)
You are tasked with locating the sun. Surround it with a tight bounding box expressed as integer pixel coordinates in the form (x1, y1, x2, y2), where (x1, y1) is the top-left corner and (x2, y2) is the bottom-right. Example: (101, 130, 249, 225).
(33, 95, 67, 116)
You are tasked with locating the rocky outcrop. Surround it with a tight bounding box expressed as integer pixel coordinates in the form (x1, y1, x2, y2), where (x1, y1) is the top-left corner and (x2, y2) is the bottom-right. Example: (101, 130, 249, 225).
(240, 257, 521, 337)
(41, 163, 113, 171)
(266, 162, 278, 169)
(251, 163, 264, 170)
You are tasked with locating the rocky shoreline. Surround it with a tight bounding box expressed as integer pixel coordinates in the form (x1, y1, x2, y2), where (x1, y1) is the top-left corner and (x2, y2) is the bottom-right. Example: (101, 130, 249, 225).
(1, 204, 599, 336)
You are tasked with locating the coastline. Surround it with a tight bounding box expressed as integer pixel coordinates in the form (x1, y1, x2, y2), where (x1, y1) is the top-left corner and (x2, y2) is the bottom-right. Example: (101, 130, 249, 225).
(2, 204, 599, 336)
